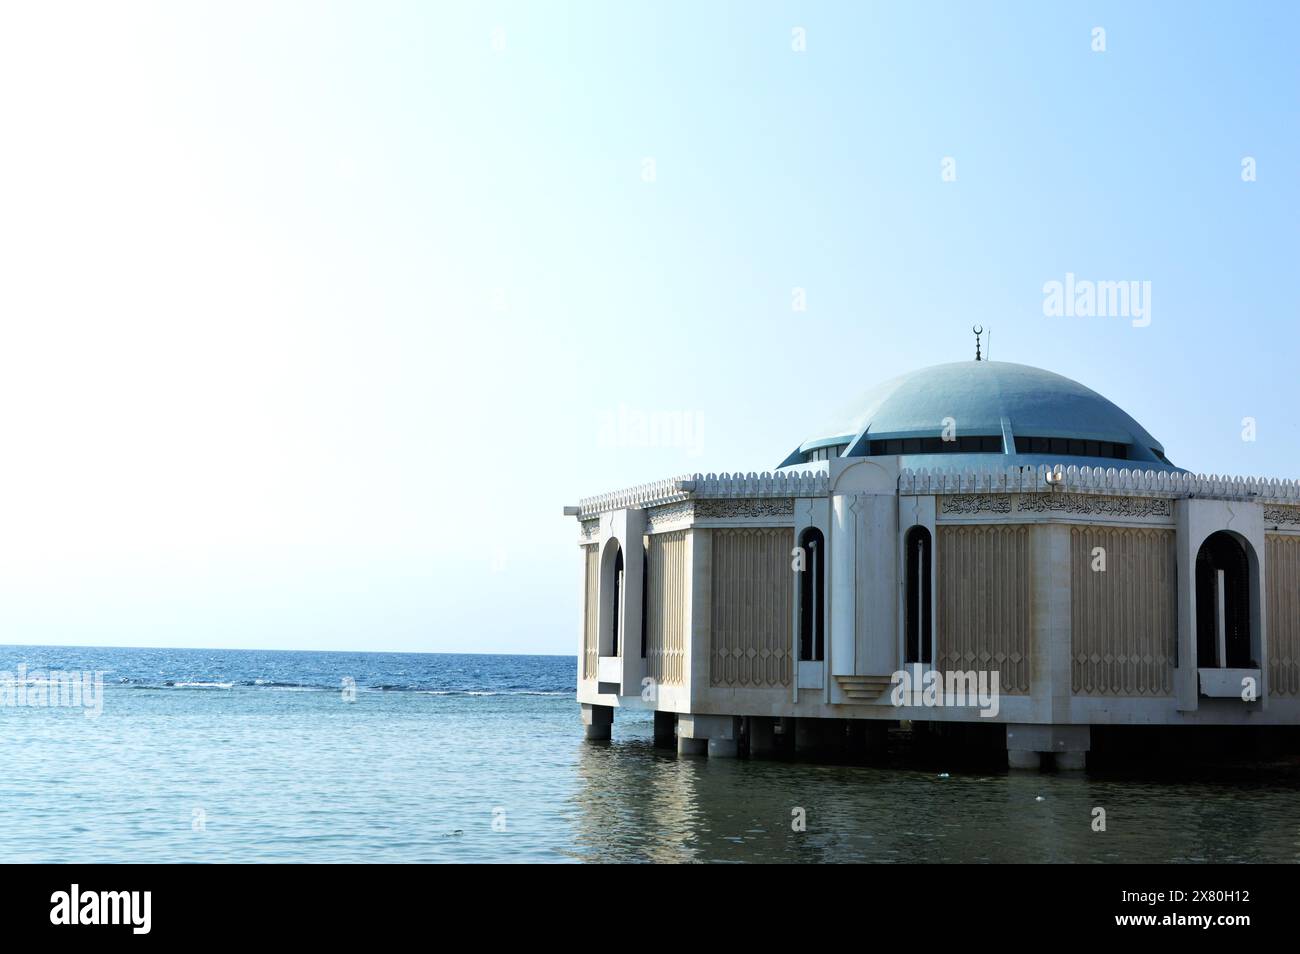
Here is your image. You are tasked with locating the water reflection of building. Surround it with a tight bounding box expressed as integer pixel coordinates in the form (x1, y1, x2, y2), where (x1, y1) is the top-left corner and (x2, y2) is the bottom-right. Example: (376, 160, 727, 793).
(566, 358, 1300, 770)
(569, 731, 867, 863)
(570, 733, 702, 863)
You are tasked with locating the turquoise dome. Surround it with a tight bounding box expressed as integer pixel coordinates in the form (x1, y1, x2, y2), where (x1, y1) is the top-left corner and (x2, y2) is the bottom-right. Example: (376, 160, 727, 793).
(782, 360, 1180, 471)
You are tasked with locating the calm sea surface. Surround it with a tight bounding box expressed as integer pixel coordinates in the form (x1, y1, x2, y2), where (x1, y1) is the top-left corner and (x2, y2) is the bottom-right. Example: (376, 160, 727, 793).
(2, 645, 1298, 863)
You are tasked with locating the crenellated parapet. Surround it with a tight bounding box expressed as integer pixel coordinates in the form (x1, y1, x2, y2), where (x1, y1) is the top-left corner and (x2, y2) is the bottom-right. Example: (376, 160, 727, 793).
(577, 476, 693, 518)
(577, 469, 829, 517)
(576, 464, 1300, 518)
(898, 464, 1300, 502)
(683, 470, 830, 500)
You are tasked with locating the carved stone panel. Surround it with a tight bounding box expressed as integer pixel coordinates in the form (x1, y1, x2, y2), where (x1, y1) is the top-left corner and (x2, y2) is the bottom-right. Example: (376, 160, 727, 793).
(696, 498, 794, 520)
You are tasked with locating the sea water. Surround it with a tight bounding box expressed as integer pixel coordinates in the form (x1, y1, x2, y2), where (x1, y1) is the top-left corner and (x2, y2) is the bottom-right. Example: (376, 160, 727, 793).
(2, 645, 1297, 863)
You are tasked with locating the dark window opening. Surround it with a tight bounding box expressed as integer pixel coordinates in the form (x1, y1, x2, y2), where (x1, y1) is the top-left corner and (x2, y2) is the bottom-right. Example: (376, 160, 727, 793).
(867, 435, 1002, 456)
(640, 540, 648, 659)
(904, 526, 933, 665)
(1017, 436, 1129, 460)
(803, 443, 847, 463)
(859, 434, 1132, 460)
(797, 528, 825, 662)
(1195, 531, 1253, 669)
(610, 546, 624, 657)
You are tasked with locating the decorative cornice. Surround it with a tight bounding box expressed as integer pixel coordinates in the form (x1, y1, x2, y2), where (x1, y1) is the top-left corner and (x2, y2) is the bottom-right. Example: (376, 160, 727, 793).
(1018, 493, 1172, 519)
(696, 498, 794, 519)
(941, 492, 1172, 519)
(1265, 506, 1300, 527)
(941, 495, 1013, 515)
(646, 501, 694, 531)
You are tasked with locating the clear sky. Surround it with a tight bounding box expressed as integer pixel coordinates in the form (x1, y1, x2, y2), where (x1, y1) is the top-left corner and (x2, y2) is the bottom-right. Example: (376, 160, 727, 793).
(1, 2, 1296, 654)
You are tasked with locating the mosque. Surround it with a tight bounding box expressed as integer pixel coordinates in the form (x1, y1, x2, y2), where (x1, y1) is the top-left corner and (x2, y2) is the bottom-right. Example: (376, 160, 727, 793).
(565, 351, 1300, 769)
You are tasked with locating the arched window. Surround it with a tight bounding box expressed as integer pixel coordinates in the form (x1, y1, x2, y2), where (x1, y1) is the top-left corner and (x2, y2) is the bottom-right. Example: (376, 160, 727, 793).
(1195, 531, 1252, 669)
(905, 526, 932, 665)
(610, 545, 624, 657)
(798, 528, 825, 662)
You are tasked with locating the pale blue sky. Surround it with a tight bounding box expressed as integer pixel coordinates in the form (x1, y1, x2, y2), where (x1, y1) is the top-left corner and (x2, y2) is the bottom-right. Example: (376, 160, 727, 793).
(0, 2, 1295, 654)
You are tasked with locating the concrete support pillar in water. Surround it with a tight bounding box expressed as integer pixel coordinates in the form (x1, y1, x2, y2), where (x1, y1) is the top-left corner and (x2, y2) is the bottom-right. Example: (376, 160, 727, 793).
(1054, 751, 1087, 771)
(581, 703, 613, 741)
(707, 738, 739, 758)
(794, 717, 820, 754)
(747, 716, 777, 757)
(774, 717, 794, 752)
(1006, 724, 1090, 772)
(796, 717, 843, 755)
(677, 714, 739, 758)
(653, 710, 677, 748)
(1007, 750, 1042, 770)
(677, 737, 707, 757)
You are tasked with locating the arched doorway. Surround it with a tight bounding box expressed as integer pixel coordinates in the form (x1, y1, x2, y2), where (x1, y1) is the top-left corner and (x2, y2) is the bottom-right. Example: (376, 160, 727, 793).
(1195, 531, 1253, 669)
